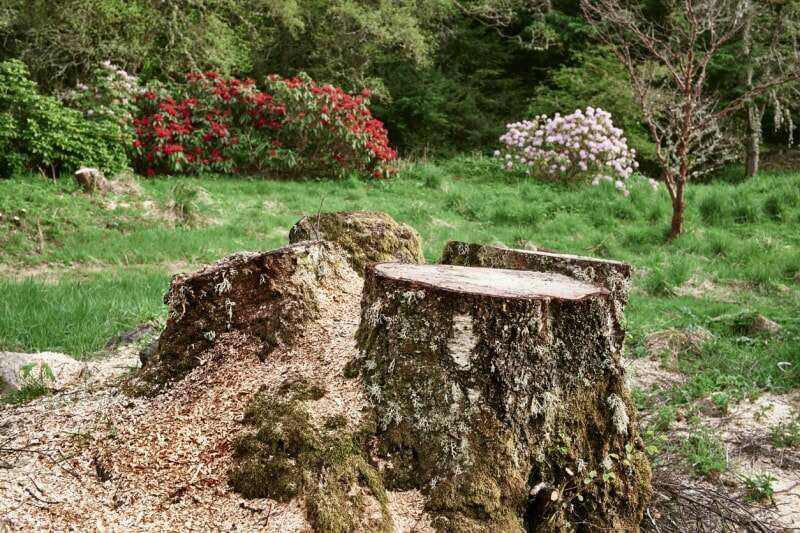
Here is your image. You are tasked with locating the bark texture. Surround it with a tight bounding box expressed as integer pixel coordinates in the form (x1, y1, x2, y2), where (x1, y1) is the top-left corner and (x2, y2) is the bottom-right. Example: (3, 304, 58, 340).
(288, 211, 425, 273)
(139, 241, 352, 388)
(74, 167, 110, 194)
(440, 241, 631, 355)
(356, 263, 651, 532)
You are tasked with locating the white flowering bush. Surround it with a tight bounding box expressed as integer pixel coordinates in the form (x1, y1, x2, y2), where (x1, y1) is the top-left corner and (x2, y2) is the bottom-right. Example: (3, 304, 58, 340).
(59, 61, 144, 147)
(495, 107, 638, 185)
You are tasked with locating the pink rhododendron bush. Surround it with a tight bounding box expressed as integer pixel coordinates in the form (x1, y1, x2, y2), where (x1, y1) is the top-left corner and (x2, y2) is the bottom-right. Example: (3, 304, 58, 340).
(496, 107, 638, 185)
(132, 72, 396, 178)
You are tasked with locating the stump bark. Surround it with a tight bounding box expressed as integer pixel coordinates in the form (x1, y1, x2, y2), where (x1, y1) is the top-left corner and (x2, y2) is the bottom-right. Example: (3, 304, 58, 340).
(356, 263, 651, 532)
(288, 211, 424, 273)
(440, 241, 632, 355)
(74, 167, 110, 194)
(140, 241, 351, 388)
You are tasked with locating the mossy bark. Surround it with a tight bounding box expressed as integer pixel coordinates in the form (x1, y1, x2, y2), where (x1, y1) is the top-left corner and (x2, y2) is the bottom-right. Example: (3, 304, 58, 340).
(356, 263, 651, 532)
(440, 241, 632, 355)
(139, 241, 351, 388)
(289, 211, 425, 273)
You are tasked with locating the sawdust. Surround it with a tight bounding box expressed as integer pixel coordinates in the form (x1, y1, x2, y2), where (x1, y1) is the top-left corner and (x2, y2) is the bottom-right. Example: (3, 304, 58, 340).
(0, 269, 432, 531)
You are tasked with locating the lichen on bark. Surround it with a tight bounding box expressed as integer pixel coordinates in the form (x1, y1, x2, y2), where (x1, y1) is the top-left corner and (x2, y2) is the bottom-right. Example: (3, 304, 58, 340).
(355, 263, 651, 531)
(289, 211, 425, 273)
(138, 241, 351, 390)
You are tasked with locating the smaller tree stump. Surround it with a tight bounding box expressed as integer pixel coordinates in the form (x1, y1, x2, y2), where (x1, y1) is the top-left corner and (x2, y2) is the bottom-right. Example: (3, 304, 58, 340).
(357, 263, 651, 531)
(140, 241, 352, 387)
(288, 211, 424, 273)
(74, 167, 110, 194)
(441, 241, 632, 354)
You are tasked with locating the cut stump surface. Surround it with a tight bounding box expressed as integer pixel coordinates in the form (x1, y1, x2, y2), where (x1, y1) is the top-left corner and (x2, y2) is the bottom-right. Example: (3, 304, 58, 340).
(372, 263, 609, 301)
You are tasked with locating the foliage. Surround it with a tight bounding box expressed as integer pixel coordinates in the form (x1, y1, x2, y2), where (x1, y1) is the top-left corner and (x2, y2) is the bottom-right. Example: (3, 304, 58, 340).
(132, 72, 395, 178)
(497, 107, 637, 183)
(680, 427, 728, 477)
(0, 60, 128, 177)
(771, 413, 800, 448)
(741, 472, 777, 503)
(58, 60, 144, 149)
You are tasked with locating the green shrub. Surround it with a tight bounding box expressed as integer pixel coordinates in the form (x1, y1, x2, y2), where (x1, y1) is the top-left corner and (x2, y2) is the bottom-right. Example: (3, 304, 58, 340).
(0, 59, 128, 178)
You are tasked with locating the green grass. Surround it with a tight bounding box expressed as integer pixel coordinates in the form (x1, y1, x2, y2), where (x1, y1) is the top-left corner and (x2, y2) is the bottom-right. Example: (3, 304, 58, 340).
(1, 156, 798, 405)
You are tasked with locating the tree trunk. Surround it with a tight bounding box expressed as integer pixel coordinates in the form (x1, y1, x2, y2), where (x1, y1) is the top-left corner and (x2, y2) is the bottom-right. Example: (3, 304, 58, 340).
(137, 241, 352, 391)
(743, 13, 761, 178)
(745, 103, 761, 178)
(356, 262, 652, 531)
(288, 211, 424, 274)
(669, 184, 686, 240)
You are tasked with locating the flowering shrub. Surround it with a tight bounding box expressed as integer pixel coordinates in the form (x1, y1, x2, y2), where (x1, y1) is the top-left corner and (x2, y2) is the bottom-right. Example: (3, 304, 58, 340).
(59, 60, 144, 148)
(496, 107, 638, 183)
(132, 72, 396, 178)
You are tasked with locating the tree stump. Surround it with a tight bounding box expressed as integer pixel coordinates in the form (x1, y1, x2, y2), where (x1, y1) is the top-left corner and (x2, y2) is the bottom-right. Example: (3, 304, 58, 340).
(139, 241, 352, 388)
(74, 167, 110, 194)
(356, 263, 651, 531)
(441, 241, 632, 355)
(288, 211, 424, 273)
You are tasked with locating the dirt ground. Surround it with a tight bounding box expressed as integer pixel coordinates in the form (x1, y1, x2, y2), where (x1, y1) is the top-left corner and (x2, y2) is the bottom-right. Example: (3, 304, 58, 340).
(1, 289, 797, 531)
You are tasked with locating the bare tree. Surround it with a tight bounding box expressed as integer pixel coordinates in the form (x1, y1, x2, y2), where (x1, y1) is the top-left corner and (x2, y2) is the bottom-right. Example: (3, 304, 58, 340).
(582, 0, 800, 239)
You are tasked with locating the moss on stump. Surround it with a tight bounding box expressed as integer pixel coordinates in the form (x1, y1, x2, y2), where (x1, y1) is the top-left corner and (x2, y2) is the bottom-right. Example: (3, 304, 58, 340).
(356, 263, 651, 531)
(229, 380, 392, 533)
(139, 241, 351, 389)
(288, 211, 425, 273)
(440, 241, 632, 355)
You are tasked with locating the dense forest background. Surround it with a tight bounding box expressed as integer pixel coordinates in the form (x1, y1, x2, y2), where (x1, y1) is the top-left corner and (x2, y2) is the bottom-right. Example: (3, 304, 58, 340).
(2, 0, 794, 167)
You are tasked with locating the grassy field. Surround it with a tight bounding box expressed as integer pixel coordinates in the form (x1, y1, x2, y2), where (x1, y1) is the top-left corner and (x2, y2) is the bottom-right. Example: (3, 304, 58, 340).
(1, 156, 799, 411)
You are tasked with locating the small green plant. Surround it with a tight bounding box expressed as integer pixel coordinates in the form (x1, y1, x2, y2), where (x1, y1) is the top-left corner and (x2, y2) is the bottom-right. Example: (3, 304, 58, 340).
(710, 391, 731, 414)
(741, 472, 776, 504)
(169, 183, 213, 226)
(652, 405, 678, 432)
(681, 427, 727, 478)
(1, 362, 54, 404)
(771, 413, 800, 448)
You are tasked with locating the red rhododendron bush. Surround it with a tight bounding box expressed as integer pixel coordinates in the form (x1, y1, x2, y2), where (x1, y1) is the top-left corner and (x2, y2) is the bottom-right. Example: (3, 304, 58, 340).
(132, 72, 396, 178)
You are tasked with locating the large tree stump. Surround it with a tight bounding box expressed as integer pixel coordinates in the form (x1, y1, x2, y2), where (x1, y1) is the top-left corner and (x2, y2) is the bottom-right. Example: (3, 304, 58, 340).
(356, 263, 651, 532)
(288, 211, 425, 273)
(139, 241, 352, 388)
(441, 241, 632, 355)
